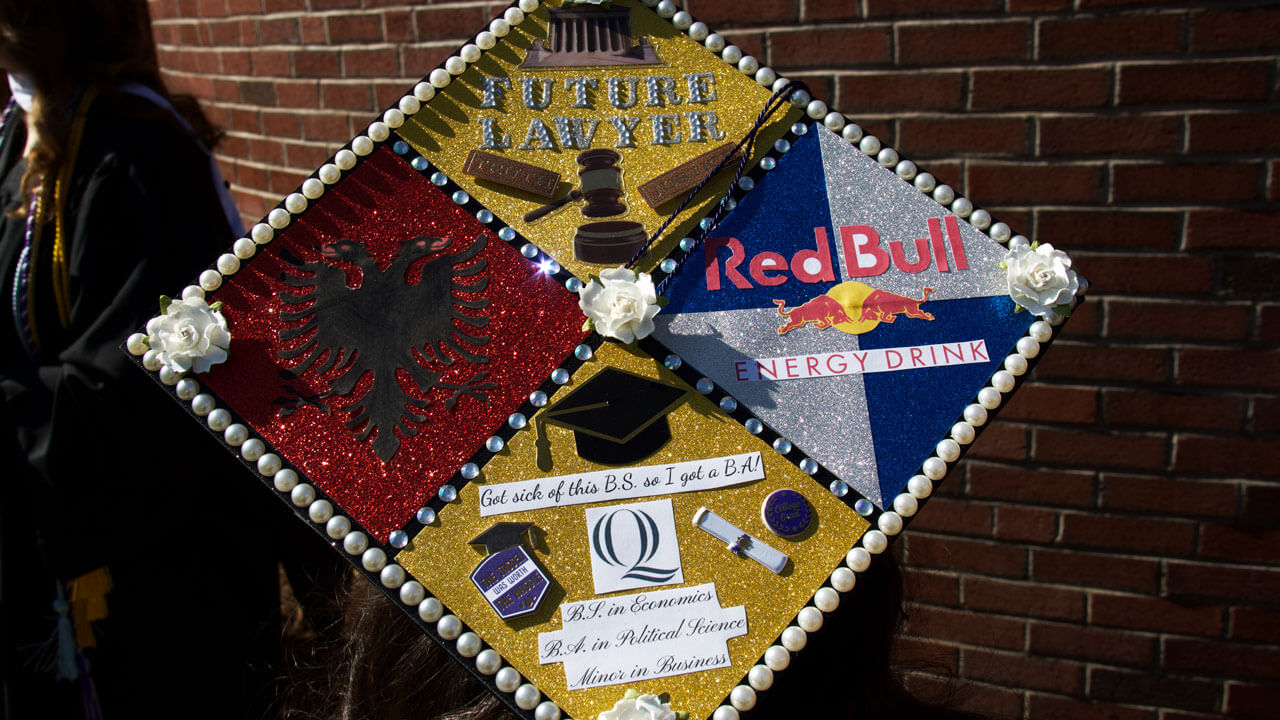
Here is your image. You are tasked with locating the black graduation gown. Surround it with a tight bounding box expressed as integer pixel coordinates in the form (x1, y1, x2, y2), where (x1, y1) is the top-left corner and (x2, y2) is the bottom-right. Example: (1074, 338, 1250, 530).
(0, 93, 282, 719)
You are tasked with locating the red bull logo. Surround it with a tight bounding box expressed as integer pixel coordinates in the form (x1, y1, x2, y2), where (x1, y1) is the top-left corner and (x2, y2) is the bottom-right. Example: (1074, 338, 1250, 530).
(705, 216, 969, 292)
(774, 282, 934, 335)
(773, 295, 851, 333)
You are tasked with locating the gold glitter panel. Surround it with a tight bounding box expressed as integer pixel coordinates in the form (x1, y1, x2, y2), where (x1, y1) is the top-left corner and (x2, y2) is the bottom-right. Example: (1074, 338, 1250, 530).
(397, 342, 869, 720)
(395, 0, 799, 278)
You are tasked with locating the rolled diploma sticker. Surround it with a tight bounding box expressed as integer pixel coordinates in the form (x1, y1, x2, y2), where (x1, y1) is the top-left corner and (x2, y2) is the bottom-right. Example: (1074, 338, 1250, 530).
(692, 507, 789, 575)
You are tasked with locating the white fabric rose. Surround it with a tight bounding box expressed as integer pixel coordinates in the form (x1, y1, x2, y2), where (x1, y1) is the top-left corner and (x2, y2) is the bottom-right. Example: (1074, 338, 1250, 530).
(598, 693, 677, 720)
(577, 267, 662, 344)
(1003, 243, 1079, 317)
(145, 297, 231, 374)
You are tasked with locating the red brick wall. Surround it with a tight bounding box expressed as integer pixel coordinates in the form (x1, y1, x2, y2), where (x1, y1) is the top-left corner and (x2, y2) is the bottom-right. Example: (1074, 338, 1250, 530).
(148, 1, 1280, 717)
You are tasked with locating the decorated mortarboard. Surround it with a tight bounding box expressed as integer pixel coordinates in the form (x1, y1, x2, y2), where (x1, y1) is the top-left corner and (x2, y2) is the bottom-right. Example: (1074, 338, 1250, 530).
(123, 1, 1085, 719)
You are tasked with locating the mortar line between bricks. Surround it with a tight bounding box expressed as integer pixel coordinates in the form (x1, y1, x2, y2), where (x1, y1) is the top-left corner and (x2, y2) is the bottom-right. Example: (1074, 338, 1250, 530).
(221, 131, 335, 146)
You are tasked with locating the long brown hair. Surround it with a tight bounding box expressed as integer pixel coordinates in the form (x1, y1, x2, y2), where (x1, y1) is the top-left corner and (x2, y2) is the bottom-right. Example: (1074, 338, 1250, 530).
(281, 569, 513, 720)
(0, 0, 219, 209)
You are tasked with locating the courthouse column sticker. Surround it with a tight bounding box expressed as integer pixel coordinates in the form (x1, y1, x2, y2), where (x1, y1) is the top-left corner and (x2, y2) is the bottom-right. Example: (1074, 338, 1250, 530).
(538, 583, 747, 690)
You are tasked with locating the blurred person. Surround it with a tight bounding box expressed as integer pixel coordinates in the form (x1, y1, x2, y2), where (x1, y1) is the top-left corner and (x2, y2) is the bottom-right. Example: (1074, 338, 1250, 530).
(0, 1, 288, 717)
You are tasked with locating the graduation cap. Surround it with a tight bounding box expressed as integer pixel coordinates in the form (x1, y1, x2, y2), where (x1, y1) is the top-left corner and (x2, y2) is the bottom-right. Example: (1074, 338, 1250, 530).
(469, 522, 536, 554)
(534, 367, 689, 471)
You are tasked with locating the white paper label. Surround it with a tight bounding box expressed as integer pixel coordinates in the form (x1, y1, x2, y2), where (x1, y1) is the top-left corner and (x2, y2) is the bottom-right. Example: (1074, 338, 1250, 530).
(477, 452, 765, 516)
(585, 499, 684, 595)
(733, 339, 989, 381)
(538, 583, 747, 690)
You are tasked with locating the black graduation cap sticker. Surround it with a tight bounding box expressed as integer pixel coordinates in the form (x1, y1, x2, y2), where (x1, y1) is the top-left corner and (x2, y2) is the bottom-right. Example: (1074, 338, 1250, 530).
(469, 522, 550, 620)
(534, 368, 690, 471)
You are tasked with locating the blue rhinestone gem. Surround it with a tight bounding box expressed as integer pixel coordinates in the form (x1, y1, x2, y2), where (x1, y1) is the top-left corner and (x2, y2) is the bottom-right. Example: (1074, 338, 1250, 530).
(738, 177, 755, 191)
(416, 507, 437, 524)
(508, 413, 527, 430)
(393, 141, 409, 154)
(854, 499, 873, 516)
(389, 530, 409, 548)
(574, 344, 593, 361)
(695, 378, 713, 394)
(498, 227, 516, 241)
(799, 458, 819, 475)
(551, 368, 570, 385)
(760, 157, 776, 171)
(411, 157, 429, 171)
(679, 237, 695, 251)
(699, 217, 714, 230)
(745, 418, 763, 434)
(529, 390, 548, 407)
(451, 190, 470, 205)
(774, 139, 791, 153)
(792, 122, 808, 136)
(830, 480, 849, 498)
(544, 259, 561, 274)
(460, 463, 480, 479)
(773, 438, 792, 455)
(485, 436, 504, 453)
(664, 354, 682, 370)
(520, 243, 539, 258)
(565, 277, 583, 292)
(438, 485, 458, 502)
(430, 172, 447, 186)
(660, 258, 677, 273)
(719, 396, 737, 413)
(476, 209, 493, 224)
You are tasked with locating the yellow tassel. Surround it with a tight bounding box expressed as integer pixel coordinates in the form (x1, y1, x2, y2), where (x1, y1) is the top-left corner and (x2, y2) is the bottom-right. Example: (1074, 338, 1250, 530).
(67, 566, 113, 649)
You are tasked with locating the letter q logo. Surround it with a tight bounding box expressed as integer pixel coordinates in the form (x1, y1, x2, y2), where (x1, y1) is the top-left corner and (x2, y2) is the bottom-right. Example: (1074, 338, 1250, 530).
(584, 498, 684, 594)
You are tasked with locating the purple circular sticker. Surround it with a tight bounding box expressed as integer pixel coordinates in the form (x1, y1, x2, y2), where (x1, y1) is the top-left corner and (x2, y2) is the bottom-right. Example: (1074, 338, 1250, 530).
(761, 488, 813, 538)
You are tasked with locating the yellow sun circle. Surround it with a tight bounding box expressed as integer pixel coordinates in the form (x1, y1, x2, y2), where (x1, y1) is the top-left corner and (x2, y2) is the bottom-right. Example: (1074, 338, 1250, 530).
(825, 281, 881, 335)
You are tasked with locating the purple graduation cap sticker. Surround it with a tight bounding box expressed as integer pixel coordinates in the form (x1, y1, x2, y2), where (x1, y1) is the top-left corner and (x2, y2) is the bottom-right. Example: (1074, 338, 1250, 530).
(469, 522, 551, 621)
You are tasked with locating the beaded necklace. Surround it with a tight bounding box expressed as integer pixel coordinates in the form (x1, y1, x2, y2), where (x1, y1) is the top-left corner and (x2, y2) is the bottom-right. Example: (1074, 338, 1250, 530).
(9, 86, 98, 358)
(1, 96, 41, 358)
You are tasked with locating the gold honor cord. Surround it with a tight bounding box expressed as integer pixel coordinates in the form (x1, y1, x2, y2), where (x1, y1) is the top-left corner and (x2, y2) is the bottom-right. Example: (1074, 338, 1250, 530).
(48, 85, 100, 329)
(27, 84, 102, 344)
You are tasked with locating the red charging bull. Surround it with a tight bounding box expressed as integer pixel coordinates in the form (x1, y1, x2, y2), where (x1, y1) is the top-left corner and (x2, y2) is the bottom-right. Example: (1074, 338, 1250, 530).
(774, 282, 935, 335)
(773, 295, 853, 334)
(858, 287, 934, 324)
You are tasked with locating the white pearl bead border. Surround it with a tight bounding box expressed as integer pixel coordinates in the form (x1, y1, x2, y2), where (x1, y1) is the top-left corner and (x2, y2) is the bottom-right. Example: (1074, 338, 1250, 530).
(185, 141, 384, 294)
(412, 585, 560, 718)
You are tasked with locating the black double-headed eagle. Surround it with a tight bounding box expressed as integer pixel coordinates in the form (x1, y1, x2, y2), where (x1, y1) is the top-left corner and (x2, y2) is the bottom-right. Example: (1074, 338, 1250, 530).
(277, 233, 495, 462)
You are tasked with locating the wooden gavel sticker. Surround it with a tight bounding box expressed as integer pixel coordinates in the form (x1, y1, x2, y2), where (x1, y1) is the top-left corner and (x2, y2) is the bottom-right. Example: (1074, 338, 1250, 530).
(524, 149, 627, 223)
(524, 190, 582, 223)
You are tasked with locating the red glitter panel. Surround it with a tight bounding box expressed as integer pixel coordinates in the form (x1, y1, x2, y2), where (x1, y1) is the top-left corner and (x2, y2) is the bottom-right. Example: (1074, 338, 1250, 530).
(204, 148, 589, 540)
